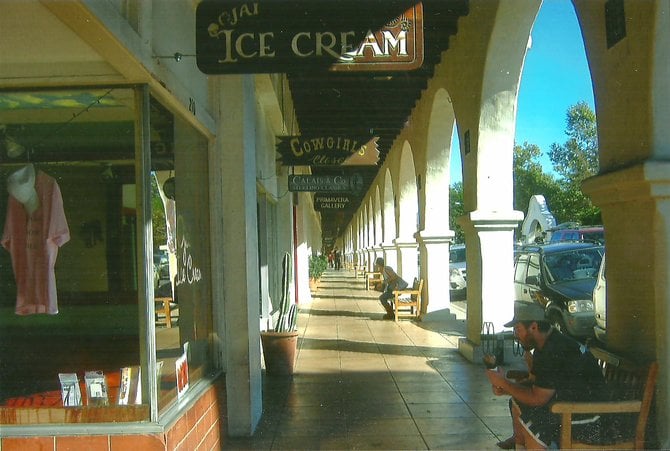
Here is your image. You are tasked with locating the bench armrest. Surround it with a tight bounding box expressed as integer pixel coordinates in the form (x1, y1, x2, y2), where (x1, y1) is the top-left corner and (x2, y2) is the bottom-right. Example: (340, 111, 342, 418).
(392, 290, 420, 299)
(551, 400, 642, 415)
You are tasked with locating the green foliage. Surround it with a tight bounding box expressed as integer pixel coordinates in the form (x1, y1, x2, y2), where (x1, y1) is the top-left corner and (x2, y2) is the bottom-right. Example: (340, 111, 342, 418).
(548, 101, 599, 185)
(511, 102, 600, 226)
(450, 103, 602, 234)
(513, 142, 563, 218)
(449, 182, 465, 243)
(151, 175, 168, 248)
(308, 254, 328, 280)
(546, 101, 600, 224)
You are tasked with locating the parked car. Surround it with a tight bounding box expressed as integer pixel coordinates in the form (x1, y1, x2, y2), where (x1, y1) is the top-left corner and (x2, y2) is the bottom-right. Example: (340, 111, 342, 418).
(593, 252, 607, 344)
(548, 224, 605, 244)
(449, 244, 467, 294)
(153, 249, 170, 289)
(513, 242, 604, 339)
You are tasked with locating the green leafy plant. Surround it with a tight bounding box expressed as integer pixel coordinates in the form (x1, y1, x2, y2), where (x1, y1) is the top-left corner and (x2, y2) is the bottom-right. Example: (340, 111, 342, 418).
(308, 254, 328, 280)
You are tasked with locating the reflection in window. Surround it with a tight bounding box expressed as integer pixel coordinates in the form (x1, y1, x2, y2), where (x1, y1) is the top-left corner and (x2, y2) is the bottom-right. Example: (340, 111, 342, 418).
(150, 98, 213, 412)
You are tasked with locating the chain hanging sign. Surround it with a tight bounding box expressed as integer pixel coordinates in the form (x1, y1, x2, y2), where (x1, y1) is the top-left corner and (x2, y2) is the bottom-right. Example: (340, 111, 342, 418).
(277, 135, 379, 166)
(196, 1, 424, 74)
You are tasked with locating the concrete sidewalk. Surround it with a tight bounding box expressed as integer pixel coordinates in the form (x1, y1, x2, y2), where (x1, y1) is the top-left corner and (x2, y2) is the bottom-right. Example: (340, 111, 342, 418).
(223, 269, 521, 450)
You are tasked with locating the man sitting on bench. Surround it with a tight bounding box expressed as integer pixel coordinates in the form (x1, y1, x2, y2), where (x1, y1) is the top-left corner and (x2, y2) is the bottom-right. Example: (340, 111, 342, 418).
(485, 301, 608, 449)
(374, 257, 408, 320)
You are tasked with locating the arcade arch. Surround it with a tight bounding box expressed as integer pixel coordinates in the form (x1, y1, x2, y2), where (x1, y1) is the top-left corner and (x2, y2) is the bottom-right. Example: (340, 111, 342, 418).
(338, 3, 670, 445)
(395, 142, 420, 282)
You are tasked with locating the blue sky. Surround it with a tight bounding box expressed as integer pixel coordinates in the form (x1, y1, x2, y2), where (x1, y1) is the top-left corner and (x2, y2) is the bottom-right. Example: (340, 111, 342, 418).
(450, 0, 595, 184)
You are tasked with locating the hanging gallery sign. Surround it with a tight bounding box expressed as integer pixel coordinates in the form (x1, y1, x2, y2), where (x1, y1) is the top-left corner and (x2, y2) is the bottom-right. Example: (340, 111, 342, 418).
(276, 135, 379, 166)
(288, 174, 364, 193)
(195, 1, 424, 74)
(314, 194, 355, 211)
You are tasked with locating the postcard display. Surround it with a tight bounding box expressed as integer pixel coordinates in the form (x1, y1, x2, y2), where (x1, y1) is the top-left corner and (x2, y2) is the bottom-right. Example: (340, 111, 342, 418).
(55, 363, 167, 407)
(58, 370, 112, 407)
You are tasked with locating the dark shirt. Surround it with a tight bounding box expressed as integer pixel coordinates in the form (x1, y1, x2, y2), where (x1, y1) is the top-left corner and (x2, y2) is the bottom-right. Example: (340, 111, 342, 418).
(532, 329, 606, 403)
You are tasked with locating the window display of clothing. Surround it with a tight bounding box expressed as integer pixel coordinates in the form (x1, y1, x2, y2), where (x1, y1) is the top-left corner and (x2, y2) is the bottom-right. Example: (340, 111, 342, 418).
(2, 164, 70, 315)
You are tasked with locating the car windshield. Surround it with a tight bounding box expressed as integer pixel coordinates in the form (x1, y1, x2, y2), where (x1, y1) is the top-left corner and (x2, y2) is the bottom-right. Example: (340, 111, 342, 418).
(450, 248, 466, 263)
(583, 231, 605, 244)
(544, 247, 603, 284)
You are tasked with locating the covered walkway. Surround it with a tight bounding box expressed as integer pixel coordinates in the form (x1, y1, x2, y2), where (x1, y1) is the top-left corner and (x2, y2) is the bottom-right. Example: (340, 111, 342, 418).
(223, 269, 524, 450)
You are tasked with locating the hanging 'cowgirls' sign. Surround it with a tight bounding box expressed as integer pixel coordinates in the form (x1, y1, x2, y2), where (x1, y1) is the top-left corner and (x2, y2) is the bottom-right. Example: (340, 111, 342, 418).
(195, 1, 424, 74)
(277, 135, 379, 166)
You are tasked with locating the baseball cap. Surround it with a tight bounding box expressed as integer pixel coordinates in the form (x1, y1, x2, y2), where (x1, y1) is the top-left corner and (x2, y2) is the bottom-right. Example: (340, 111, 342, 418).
(504, 301, 547, 327)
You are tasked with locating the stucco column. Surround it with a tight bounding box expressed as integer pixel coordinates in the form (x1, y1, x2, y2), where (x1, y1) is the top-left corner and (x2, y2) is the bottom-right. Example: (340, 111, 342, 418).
(416, 230, 456, 318)
(366, 248, 376, 271)
(583, 161, 670, 443)
(394, 237, 419, 284)
(373, 246, 384, 268)
(355, 249, 365, 274)
(218, 75, 262, 435)
(583, 162, 669, 358)
(381, 243, 398, 271)
(457, 210, 523, 362)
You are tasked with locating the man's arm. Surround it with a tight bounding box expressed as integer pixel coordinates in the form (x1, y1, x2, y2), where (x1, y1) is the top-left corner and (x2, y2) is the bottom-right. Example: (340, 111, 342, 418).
(486, 368, 555, 407)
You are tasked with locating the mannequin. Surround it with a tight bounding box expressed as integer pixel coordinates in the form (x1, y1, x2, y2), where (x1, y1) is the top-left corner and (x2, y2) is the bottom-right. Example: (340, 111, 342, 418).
(7, 163, 39, 215)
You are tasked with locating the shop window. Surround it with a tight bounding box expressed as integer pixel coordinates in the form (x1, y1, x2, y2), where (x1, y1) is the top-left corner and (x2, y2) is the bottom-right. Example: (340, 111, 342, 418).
(0, 87, 214, 424)
(150, 98, 213, 413)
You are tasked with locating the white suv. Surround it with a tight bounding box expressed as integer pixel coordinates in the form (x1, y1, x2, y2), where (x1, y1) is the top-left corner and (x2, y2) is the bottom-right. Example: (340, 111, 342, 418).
(449, 244, 467, 293)
(593, 253, 607, 343)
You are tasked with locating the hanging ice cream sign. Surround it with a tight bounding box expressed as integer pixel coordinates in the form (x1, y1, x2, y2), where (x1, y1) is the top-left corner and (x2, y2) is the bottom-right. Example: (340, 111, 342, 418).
(196, 1, 424, 74)
(277, 135, 379, 166)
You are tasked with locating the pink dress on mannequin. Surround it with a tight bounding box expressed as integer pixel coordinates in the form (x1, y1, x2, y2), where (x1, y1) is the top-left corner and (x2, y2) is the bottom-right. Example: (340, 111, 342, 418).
(2, 165, 70, 315)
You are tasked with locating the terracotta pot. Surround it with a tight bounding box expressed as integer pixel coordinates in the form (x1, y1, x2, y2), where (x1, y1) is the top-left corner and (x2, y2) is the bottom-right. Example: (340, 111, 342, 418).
(309, 277, 319, 292)
(260, 331, 299, 375)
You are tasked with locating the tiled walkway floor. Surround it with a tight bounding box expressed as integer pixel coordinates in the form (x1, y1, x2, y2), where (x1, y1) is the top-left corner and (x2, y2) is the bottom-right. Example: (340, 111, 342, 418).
(224, 269, 522, 450)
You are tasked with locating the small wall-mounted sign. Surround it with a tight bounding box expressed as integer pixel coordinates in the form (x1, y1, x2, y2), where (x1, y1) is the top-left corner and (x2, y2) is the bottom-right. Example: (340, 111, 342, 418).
(314, 194, 355, 211)
(196, 1, 424, 74)
(288, 173, 364, 193)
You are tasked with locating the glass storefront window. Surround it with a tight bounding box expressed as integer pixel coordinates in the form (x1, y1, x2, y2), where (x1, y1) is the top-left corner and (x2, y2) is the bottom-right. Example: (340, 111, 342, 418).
(150, 98, 213, 413)
(0, 87, 214, 424)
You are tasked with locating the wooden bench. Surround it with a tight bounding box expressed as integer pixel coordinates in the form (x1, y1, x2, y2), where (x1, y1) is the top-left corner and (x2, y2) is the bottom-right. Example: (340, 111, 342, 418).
(365, 271, 382, 290)
(392, 278, 423, 321)
(155, 296, 178, 328)
(551, 346, 658, 449)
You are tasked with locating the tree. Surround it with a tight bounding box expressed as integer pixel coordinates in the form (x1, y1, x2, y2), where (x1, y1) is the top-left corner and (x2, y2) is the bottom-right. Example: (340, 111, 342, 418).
(548, 101, 600, 224)
(151, 175, 168, 248)
(548, 101, 599, 184)
(449, 182, 465, 243)
(451, 102, 602, 242)
(513, 142, 562, 217)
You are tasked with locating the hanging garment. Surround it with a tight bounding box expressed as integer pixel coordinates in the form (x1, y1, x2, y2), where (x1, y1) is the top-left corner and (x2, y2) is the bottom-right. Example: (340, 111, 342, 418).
(2, 169, 70, 315)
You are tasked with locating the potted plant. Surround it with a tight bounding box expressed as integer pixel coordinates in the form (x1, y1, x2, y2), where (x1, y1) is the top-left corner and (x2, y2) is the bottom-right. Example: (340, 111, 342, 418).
(308, 253, 327, 292)
(261, 252, 299, 375)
